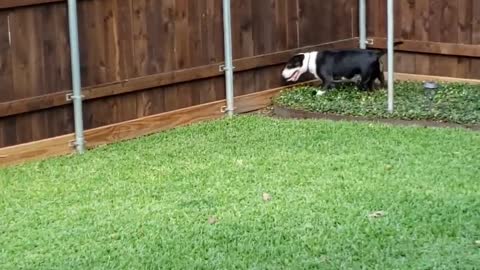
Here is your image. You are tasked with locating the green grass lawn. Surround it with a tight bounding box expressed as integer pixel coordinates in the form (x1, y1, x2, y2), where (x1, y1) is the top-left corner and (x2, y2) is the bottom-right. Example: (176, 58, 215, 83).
(274, 81, 480, 125)
(1, 116, 479, 269)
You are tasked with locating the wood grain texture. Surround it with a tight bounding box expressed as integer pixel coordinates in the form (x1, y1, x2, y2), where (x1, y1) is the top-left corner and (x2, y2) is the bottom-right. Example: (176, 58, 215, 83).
(470, 0, 480, 79)
(368, 38, 480, 57)
(368, 0, 479, 78)
(0, 0, 62, 9)
(0, 11, 13, 103)
(413, 0, 431, 75)
(298, 0, 329, 46)
(0, 132, 74, 168)
(0, 38, 358, 118)
(334, 0, 356, 40)
(83, 98, 224, 149)
(431, 0, 458, 77)
(0, 117, 16, 148)
(456, 0, 473, 78)
(285, 0, 299, 49)
(231, 0, 254, 96)
(394, 0, 416, 75)
(391, 72, 480, 84)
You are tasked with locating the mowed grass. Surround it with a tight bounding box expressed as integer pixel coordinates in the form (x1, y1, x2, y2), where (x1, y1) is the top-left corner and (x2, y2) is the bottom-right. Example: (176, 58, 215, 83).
(1, 116, 479, 269)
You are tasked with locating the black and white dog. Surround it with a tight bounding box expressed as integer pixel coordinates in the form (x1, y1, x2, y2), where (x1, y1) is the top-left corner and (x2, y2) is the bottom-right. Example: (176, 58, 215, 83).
(281, 42, 404, 95)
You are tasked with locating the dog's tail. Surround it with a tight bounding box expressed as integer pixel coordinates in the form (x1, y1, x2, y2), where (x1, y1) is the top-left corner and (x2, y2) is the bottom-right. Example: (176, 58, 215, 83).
(375, 41, 404, 56)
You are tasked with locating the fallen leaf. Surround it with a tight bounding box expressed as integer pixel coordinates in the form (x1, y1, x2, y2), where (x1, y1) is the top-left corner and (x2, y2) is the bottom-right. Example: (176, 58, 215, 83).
(110, 233, 120, 240)
(368, 211, 386, 218)
(385, 165, 393, 171)
(208, 216, 218, 225)
(262, 192, 272, 202)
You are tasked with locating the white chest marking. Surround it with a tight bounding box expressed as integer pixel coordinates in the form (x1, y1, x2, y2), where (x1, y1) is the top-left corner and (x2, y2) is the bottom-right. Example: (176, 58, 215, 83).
(307, 51, 319, 79)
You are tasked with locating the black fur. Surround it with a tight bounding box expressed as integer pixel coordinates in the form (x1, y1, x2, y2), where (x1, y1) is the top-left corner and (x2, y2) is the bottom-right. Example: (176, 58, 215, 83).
(283, 41, 403, 91)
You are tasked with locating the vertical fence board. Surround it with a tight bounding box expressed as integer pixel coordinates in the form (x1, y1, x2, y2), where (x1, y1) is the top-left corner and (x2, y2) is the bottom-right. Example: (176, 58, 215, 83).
(0, 11, 13, 103)
(198, 0, 223, 104)
(298, 0, 331, 46)
(413, 0, 431, 75)
(285, 0, 299, 49)
(469, 1, 480, 78)
(395, 0, 416, 76)
(10, 7, 46, 144)
(0, 11, 14, 146)
(232, 0, 255, 96)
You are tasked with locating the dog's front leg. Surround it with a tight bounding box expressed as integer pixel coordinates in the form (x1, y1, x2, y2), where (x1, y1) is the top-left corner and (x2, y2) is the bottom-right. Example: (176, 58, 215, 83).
(321, 72, 337, 89)
(316, 73, 334, 96)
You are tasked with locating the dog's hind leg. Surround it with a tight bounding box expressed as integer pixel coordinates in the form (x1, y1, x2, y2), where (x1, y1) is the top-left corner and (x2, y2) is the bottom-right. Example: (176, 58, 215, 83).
(374, 61, 385, 89)
(361, 62, 384, 91)
(359, 69, 375, 91)
(358, 80, 370, 91)
(377, 71, 386, 89)
(366, 77, 376, 91)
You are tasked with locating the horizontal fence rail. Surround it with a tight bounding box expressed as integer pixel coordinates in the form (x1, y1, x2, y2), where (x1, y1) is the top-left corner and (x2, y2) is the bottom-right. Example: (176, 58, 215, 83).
(0, 0, 63, 9)
(0, 39, 357, 118)
(368, 38, 480, 58)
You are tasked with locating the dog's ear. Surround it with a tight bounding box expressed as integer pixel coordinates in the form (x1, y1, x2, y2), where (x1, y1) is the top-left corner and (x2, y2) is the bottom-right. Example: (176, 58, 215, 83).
(286, 54, 305, 68)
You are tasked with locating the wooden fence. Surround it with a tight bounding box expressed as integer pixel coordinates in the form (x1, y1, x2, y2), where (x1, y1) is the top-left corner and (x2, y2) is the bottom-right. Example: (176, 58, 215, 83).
(0, 0, 358, 149)
(366, 0, 480, 78)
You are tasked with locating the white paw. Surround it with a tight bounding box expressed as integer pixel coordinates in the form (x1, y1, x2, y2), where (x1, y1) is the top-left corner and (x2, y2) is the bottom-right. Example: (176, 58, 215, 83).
(316, 90, 326, 96)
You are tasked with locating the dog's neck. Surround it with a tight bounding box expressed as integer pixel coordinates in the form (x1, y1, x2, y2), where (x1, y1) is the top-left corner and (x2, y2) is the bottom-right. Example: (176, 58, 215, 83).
(304, 51, 319, 79)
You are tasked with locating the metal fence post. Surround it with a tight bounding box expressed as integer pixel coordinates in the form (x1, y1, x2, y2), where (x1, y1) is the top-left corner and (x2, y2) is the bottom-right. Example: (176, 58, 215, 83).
(359, 0, 367, 49)
(67, 0, 85, 153)
(222, 0, 235, 117)
(387, 0, 395, 113)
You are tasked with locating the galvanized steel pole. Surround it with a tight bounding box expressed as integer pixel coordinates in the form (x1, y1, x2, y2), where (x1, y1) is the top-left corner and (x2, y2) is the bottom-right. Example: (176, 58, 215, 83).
(222, 0, 235, 117)
(67, 0, 85, 153)
(387, 0, 395, 113)
(359, 0, 367, 49)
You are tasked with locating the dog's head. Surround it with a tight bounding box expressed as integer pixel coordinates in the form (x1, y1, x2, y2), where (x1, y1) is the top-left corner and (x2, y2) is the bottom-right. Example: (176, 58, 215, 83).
(281, 53, 309, 82)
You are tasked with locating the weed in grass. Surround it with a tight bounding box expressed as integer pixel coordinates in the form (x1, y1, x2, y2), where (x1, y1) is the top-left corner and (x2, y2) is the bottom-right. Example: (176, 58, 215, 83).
(262, 192, 272, 202)
(368, 211, 386, 219)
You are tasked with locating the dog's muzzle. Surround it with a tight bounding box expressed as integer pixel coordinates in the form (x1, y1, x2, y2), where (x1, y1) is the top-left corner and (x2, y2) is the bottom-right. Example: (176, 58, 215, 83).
(282, 68, 301, 82)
